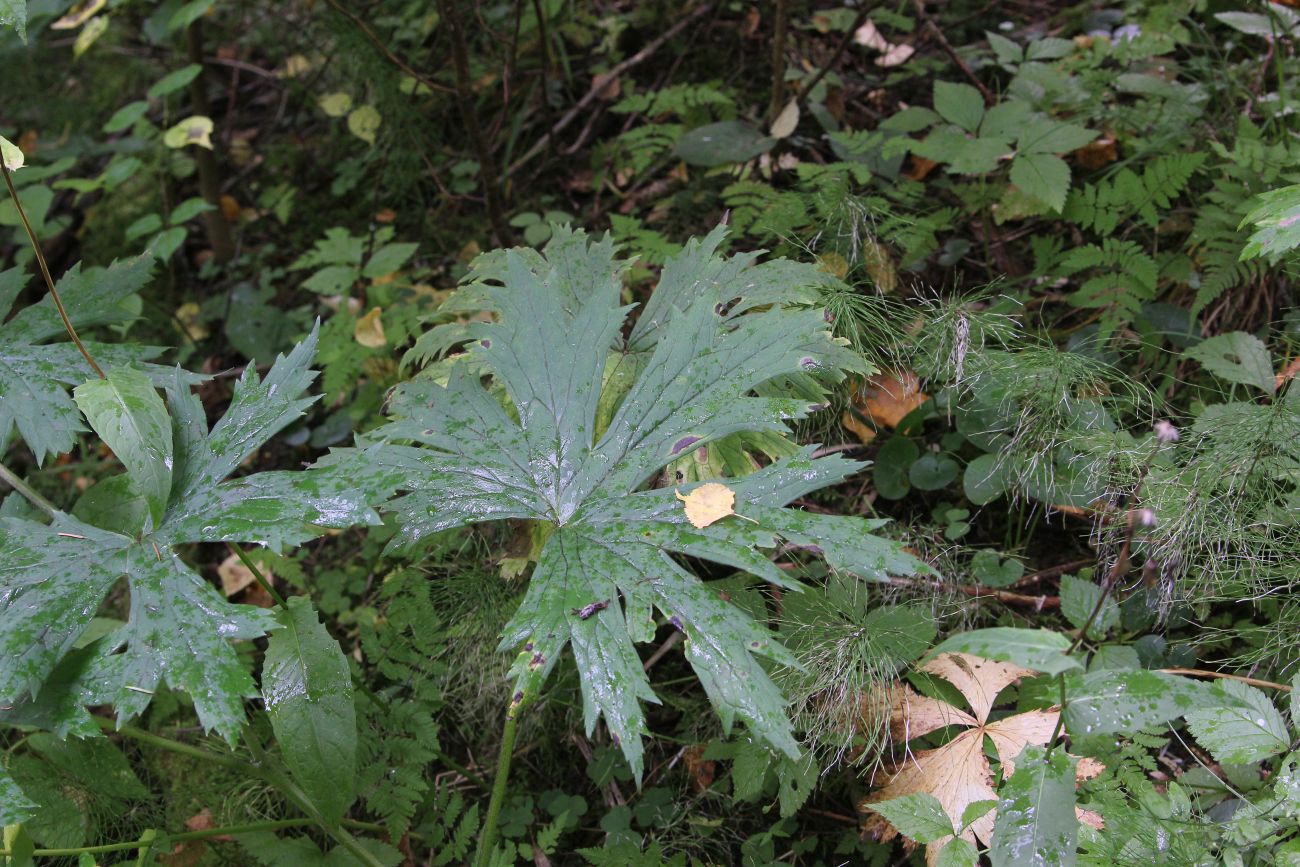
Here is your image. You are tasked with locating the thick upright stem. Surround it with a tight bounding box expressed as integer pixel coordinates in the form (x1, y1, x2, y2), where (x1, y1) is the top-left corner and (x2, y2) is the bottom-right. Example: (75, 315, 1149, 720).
(439, 0, 513, 246)
(475, 710, 521, 867)
(185, 19, 236, 263)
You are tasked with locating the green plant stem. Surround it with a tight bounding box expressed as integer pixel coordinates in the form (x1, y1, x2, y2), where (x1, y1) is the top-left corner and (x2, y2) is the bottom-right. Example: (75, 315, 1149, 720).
(0, 160, 104, 378)
(244, 732, 387, 867)
(475, 710, 522, 867)
(96, 717, 249, 769)
(89, 720, 386, 867)
(227, 541, 288, 607)
(0, 461, 57, 518)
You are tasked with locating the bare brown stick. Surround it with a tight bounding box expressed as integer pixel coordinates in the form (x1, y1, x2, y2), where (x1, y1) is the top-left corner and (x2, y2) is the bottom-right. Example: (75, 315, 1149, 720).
(910, 0, 995, 105)
(766, 0, 789, 124)
(186, 19, 237, 263)
(886, 575, 1059, 609)
(0, 161, 105, 379)
(322, 0, 454, 94)
(439, 0, 513, 246)
(505, 3, 714, 178)
(798, 2, 876, 108)
(643, 631, 684, 671)
(1159, 668, 1293, 692)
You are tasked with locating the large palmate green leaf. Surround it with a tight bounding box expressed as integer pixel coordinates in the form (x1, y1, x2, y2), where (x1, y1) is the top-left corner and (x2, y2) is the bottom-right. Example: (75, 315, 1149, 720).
(0, 256, 194, 464)
(0, 328, 394, 740)
(373, 229, 926, 776)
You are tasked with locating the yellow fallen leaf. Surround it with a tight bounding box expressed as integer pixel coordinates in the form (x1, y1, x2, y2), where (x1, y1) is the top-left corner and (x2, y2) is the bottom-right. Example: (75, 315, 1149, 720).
(860, 652, 1102, 864)
(354, 307, 387, 348)
(0, 136, 24, 172)
(347, 105, 382, 145)
(278, 54, 313, 78)
(848, 370, 928, 437)
(318, 91, 353, 118)
(73, 14, 108, 57)
(675, 482, 736, 528)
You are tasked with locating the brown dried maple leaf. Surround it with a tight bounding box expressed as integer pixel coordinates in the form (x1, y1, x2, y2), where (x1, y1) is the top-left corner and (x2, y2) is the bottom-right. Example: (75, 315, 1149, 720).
(859, 652, 1102, 864)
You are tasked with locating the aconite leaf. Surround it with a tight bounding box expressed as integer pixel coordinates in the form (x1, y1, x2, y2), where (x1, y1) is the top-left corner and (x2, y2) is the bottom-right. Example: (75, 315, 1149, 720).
(74, 367, 173, 531)
(376, 227, 926, 777)
(263, 596, 357, 825)
(0, 326, 397, 740)
(1063, 669, 1213, 736)
(0, 256, 192, 464)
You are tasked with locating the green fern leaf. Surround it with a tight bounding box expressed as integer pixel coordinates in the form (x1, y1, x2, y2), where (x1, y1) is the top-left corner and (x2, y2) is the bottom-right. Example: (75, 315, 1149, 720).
(373, 228, 926, 777)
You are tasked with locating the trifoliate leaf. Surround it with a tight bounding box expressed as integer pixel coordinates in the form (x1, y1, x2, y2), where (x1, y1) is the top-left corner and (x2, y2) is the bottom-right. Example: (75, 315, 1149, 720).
(374, 227, 926, 777)
(675, 482, 736, 528)
(0, 327, 396, 740)
(0, 256, 192, 464)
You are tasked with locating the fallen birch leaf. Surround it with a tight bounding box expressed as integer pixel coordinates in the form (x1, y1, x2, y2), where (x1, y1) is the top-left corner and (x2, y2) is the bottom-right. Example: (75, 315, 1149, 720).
(676, 482, 736, 528)
(354, 307, 387, 348)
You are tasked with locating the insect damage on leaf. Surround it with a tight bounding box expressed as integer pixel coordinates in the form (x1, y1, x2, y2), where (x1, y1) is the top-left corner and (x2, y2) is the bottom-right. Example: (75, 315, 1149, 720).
(372, 225, 929, 778)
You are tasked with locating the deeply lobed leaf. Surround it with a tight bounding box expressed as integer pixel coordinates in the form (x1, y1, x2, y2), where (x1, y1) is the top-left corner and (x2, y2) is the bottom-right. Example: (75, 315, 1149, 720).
(375, 228, 926, 776)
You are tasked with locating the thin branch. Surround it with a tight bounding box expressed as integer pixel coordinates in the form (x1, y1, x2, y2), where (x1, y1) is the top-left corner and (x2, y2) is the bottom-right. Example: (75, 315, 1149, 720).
(322, 0, 454, 94)
(439, 0, 513, 246)
(0, 461, 58, 518)
(910, 0, 995, 104)
(1160, 668, 1293, 692)
(505, 3, 714, 178)
(0, 161, 104, 378)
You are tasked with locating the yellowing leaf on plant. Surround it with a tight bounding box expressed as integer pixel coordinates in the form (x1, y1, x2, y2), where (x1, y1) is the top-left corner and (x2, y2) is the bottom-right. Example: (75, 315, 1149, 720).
(346, 105, 381, 145)
(163, 116, 214, 150)
(277, 54, 312, 78)
(73, 14, 108, 57)
(51, 0, 106, 29)
(174, 302, 209, 341)
(770, 99, 800, 139)
(860, 652, 1101, 865)
(675, 482, 736, 528)
(354, 307, 387, 348)
(0, 135, 24, 171)
(318, 91, 353, 118)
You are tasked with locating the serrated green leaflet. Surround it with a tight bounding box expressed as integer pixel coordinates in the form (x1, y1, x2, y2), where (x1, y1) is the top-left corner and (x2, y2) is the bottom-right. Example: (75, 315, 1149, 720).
(989, 745, 1078, 867)
(74, 367, 173, 531)
(0, 328, 395, 740)
(1063, 669, 1213, 736)
(0, 256, 194, 464)
(1185, 680, 1290, 765)
(374, 228, 926, 777)
(263, 596, 358, 825)
(871, 793, 955, 844)
(0, 762, 36, 825)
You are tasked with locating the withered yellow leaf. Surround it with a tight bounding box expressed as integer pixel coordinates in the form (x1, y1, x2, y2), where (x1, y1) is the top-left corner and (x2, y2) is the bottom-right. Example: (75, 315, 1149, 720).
(675, 482, 736, 528)
(354, 307, 387, 348)
(217, 552, 271, 598)
(860, 652, 1102, 864)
